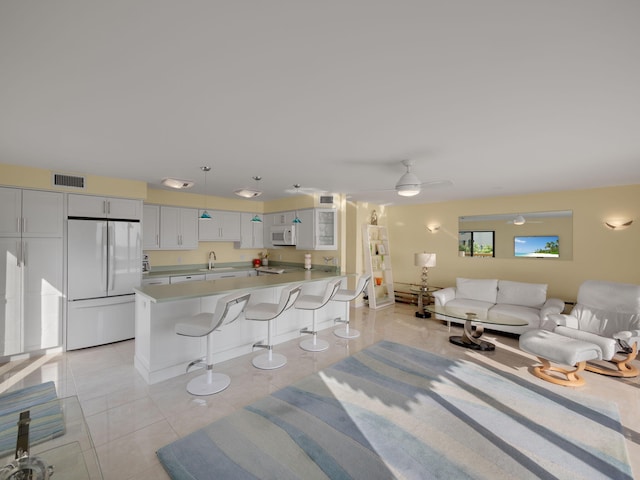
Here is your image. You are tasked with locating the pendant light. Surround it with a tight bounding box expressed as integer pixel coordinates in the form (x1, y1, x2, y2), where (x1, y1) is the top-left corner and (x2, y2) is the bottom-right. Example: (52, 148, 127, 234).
(200, 166, 211, 219)
(292, 184, 302, 224)
(251, 214, 262, 223)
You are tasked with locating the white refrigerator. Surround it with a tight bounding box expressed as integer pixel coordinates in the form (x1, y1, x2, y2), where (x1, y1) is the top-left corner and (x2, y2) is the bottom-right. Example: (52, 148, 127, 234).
(67, 219, 141, 349)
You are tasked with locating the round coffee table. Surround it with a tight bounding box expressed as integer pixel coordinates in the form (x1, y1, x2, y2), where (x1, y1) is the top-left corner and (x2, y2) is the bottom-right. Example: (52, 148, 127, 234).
(425, 305, 527, 351)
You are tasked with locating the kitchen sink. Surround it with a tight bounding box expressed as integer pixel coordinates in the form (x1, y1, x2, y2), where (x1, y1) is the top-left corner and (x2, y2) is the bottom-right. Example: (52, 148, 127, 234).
(199, 267, 236, 272)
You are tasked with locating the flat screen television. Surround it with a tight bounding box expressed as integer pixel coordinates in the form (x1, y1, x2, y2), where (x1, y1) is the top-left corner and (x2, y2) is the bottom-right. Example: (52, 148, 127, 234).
(514, 235, 559, 258)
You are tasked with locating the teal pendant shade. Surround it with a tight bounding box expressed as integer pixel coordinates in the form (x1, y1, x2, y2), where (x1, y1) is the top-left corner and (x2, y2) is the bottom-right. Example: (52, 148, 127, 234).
(200, 210, 211, 219)
(251, 214, 262, 223)
(292, 215, 302, 224)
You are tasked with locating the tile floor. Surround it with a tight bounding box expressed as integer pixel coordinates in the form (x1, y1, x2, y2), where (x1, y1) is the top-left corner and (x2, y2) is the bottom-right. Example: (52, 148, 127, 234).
(2, 303, 640, 479)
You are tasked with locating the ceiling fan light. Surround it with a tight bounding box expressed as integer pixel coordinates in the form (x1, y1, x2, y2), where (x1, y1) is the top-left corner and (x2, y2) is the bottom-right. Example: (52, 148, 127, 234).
(234, 188, 262, 198)
(395, 171, 421, 196)
(513, 215, 526, 225)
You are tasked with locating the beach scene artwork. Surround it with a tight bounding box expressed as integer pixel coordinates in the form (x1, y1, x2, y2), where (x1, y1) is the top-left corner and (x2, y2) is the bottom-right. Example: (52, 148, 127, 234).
(514, 235, 559, 257)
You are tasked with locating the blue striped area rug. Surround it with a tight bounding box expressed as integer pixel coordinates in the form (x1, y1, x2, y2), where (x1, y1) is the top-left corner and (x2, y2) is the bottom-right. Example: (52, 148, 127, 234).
(157, 341, 633, 479)
(0, 381, 65, 457)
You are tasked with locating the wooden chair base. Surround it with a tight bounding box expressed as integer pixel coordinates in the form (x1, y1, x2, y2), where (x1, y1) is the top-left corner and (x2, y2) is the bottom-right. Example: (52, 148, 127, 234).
(532, 357, 587, 387)
(585, 352, 639, 378)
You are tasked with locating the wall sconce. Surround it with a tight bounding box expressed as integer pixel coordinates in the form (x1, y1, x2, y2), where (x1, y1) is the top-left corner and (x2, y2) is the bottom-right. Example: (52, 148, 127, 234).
(605, 219, 633, 230)
(426, 224, 440, 233)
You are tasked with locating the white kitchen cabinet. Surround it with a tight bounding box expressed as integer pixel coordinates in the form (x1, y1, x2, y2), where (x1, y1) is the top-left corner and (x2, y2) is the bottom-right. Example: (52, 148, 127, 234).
(160, 206, 198, 250)
(0, 187, 23, 236)
(296, 208, 338, 251)
(0, 188, 63, 237)
(68, 194, 142, 220)
(0, 187, 63, 356)
(263, 213, 275, 248)
(270, 211, 296, 225)
(198, 210, 241, 241)
(237, 213, 264, 248)
(141, 276, 169, 286)
(142, 204, 160, 250)
(22, 237, 64, 352)
(205, 270, 255, 280)
(170, 274, 205, 284)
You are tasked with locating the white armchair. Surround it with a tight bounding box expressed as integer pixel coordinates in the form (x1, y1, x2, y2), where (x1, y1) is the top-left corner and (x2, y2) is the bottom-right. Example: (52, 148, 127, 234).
(547, 280, 640, 378)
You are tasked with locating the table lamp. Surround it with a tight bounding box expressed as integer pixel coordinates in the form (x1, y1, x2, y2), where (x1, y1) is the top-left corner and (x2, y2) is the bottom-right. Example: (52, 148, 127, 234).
(414, 252, 436, 318)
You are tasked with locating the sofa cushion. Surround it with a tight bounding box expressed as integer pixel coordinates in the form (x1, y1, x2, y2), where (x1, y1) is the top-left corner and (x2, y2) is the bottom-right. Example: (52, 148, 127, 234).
(497, 280, 547, 308)
(488, 304, 541, 328)
(456, 278, 498, 303)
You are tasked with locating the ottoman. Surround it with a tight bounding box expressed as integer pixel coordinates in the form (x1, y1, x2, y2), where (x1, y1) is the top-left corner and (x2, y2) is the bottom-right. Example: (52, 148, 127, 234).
(519, 329, 602, 387)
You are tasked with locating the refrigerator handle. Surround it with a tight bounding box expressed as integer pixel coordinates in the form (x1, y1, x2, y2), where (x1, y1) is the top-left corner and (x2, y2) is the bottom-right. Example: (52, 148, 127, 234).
(17, 240, 22, 267)
(109, 224, 116, 291)
(22, 241, 27, 267)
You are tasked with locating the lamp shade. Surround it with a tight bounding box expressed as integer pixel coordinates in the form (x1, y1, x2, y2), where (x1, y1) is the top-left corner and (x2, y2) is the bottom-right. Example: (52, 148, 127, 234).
(414, 252, 436, 268)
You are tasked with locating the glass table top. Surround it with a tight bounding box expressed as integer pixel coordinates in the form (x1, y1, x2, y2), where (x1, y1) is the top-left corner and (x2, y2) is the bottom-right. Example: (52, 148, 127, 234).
(425, 305, 528, 327)
(0, 395, 101, 480)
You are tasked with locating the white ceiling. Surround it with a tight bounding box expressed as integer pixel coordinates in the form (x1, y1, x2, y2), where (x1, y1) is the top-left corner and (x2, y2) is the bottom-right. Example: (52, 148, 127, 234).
(1, 1, 639, 205)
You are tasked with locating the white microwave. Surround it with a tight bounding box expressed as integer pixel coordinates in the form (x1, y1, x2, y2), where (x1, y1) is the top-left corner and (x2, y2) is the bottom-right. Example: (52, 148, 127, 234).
(271, 225, 296, 246)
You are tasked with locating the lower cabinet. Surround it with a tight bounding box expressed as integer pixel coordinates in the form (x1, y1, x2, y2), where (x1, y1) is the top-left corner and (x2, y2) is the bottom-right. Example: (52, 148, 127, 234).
(170, 274, 205, 284)
(141, 276, 170, 286)
(0, 237, 63, 356)
(205, 270, 255, 280)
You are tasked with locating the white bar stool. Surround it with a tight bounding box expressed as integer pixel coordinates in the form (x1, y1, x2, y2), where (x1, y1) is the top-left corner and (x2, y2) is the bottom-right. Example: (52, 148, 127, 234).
(245, 284, 302, 370)
(175, 291, 251, 395)
(295, 278, 343, 352)
(333, 273, 371, 339)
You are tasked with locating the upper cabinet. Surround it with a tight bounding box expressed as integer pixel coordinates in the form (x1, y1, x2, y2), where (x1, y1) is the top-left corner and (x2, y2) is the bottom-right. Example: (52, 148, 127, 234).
(160, 206, 198, 250)
(142, 204, 160, 250)
(0, 187, 63, 237)
(271, 211, 297, 226)
(296, 208, 337, 251)
(68, 194, 142, 220)
(198, 210, 241, 242)
(238, 213, 264, 249)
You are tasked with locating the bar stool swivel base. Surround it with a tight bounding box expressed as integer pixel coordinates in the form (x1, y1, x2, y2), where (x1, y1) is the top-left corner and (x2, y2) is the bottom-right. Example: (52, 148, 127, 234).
(187, 368, 231, 396)
(252, 345, 287, 370)
(333, 325, 360, 339)
(300, 329, 329, 352)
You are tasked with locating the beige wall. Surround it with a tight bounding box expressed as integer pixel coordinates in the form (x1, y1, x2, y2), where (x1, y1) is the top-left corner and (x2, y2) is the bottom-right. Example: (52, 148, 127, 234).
(3, 162, 638, 296)
(385, 184, 640, 301)
(0, 163, 147, 198)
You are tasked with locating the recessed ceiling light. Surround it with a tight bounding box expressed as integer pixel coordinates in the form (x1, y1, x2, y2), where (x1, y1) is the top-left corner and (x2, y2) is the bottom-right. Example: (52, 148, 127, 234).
(161, 178, 194, 189)
(234, 176, 263, 198)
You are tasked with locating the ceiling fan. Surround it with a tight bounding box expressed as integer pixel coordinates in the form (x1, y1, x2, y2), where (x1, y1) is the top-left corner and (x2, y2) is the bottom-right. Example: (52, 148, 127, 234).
(394, 159, 452, 197)
(346, 159, 452, 200)
(506, 214, 543, 225)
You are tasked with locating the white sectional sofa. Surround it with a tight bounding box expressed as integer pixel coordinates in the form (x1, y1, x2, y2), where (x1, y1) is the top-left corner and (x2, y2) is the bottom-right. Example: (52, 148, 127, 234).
(432, 278, 565, 335)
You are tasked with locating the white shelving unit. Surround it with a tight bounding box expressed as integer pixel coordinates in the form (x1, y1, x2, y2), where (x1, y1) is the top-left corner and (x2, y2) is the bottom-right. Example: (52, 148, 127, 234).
(362, 224, 395, 309)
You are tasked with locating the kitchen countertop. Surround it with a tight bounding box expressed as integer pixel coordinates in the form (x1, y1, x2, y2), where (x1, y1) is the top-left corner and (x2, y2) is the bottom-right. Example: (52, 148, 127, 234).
(135, 270, 343, 303)
(142, 263, 334, 278)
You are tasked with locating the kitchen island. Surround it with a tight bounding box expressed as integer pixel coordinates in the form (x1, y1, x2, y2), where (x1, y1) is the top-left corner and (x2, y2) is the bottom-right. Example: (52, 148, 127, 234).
(133, 271, 347, 384)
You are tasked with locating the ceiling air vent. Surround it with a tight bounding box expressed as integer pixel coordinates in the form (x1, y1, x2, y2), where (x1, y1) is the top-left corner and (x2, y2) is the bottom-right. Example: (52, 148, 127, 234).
(319, 195, 334, 205)
(52, 173, 86, 189)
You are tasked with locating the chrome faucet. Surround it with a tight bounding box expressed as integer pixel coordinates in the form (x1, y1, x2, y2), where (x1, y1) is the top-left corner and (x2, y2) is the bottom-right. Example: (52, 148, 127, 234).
(208, 251, 216, 270)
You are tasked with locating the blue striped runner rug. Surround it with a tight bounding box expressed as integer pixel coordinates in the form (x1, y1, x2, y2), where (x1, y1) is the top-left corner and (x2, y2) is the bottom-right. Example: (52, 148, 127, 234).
(157, 341, 632, 479)
(0, 381, 65, 457)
